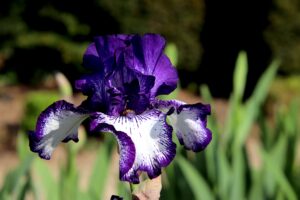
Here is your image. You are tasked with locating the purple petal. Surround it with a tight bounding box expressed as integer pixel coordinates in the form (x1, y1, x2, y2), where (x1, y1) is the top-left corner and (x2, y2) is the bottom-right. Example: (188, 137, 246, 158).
(152, 54, 178, 96)
(91, 109, 176, 183)
(154, 100, 212, 152)
(78, 46, 156, 115)
(83, 34, 133, 72)
(80, 34, 178, 115)
(28, 100, 89, 159)
(123, 34, 179, 97)
(82, 43, 102, 71)
(106, 52, 155, 114)
(75, 73, 109, 112)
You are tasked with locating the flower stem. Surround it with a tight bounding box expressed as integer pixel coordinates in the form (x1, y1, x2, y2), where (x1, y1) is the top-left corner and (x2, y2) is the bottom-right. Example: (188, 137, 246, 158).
(129, 182, 137, 200)
(129, 182, 134, 193)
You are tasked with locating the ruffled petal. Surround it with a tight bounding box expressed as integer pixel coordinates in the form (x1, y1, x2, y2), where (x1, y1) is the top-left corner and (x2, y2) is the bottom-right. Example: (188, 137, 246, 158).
(106, 55, 155, 114)
(77, 47, 156, 115)
(151, 54, 178, 96)
(154, 100, 212, 152)
(82, 43, 103, 71)
(91, 109, 176, 183)
(75, 73, 109, 112)
(83, 35, 133, 72)
(28, 100, 89, 160)
(123, 34, 178, 97)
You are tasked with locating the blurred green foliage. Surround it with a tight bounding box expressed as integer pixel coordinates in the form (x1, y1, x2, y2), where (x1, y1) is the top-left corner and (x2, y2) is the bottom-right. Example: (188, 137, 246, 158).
(1, 52, 300, 199)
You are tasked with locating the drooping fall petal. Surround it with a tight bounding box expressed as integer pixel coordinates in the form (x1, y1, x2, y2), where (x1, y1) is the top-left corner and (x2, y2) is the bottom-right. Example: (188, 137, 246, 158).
(91, 109, 176, 183)
(29, 100, 89, 159)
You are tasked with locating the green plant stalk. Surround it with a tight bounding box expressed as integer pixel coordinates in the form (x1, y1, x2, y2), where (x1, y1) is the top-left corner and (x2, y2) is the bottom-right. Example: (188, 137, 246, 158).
(129, 182, 134, 195)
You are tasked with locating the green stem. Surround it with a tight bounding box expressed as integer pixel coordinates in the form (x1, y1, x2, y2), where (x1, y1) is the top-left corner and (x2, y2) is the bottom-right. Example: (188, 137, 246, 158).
(129, 182, 134, 193)
(129, 182, 135, 200)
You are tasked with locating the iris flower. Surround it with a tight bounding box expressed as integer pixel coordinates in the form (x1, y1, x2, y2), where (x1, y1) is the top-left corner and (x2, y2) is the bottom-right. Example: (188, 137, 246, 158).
(28, 34, 212, 183)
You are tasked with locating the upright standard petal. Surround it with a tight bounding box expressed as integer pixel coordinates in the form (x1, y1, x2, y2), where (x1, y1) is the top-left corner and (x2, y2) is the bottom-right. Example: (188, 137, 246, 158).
(91, 109, 176, 183)
(83, 34, 133, 72)
(123, 34, 178, 97)
(82, 43, 103, 71)
(29, 100, 89, 160)
(107, 52, 155, 114)
(154, 100, 212, 152)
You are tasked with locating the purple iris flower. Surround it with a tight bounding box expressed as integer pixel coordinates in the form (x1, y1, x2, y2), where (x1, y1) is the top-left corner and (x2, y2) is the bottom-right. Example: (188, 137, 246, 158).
(28, 34, 212, 183)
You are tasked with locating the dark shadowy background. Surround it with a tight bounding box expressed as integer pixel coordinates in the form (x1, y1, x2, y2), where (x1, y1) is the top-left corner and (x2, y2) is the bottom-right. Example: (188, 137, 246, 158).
(1, 0, 300, 97)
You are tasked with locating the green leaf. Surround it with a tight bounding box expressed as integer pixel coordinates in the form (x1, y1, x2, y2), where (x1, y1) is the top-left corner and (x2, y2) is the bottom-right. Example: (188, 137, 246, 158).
(161, 162, 177, 200)
(264, 133, 288, 197)
(32, 159, 59, 200)
(200, 85, 220, 184)
(0, 155, 34, 199)
(200, 84, 213, 103)
(262, 149, 297, 200)
(217, 148, 231, 199)
(87, 143, 110, 199)
(230, 150, 245, 200)
(165, 43, 178, 66)
(233, 60, 279, 149)
(118, 182, 131, 200)
(17, 131, 31, 161)
(176, 155, 214, 200)
(271, 134, 288, 170)
(248, 170, 264, 200)
(233, 51, 248, 101)
(250, 60, 279, 104)
(285, 101, 299, 179)
(224, 93, 240, 148)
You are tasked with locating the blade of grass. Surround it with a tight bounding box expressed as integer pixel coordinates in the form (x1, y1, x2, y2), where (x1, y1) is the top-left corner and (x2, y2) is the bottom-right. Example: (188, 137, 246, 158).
(217, 148, 231, 200)
(230, 150, 245, 200)
(32, 159, 59, 200)
(200, 84, 219, 183)
(233, 60, 279, 150)
(88, 143, 110, 199)
(248, 170, 264, 200)
(233, 51, 248, 102)
(262, 148, 297, 200)
(176, 155, 214, 200)
(0, 155, 34, 199)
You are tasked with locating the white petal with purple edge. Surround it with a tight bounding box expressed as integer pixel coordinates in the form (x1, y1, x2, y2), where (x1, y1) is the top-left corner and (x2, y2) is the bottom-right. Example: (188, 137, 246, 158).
(29, 100, 89, 159)
(91, 109, 176, 183)
(154, 100, 212, 152)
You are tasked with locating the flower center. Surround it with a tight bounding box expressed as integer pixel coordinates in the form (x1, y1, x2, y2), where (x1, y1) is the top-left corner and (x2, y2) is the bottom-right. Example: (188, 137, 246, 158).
(122, 109, 136, 116)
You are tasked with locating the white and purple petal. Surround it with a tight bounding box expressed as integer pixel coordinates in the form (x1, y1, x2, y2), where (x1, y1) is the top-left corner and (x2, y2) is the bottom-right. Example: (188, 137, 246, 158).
(91, 109, 176, 183)
(154, 100, 212, 152)
(28, 100, 89, 160)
